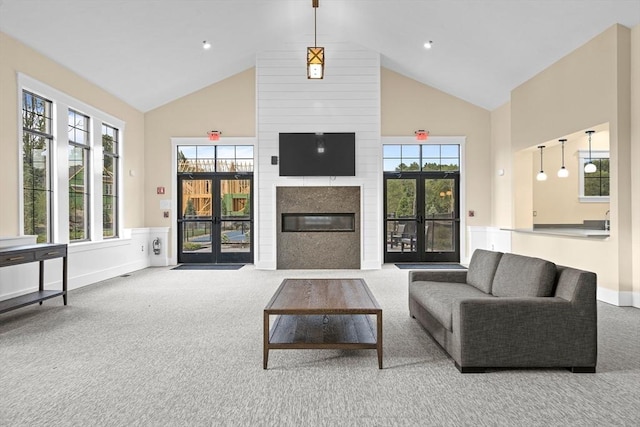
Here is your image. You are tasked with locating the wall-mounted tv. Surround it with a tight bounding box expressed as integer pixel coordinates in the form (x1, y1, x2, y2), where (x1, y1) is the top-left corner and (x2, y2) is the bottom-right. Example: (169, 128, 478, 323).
(279, 132, 356, 176)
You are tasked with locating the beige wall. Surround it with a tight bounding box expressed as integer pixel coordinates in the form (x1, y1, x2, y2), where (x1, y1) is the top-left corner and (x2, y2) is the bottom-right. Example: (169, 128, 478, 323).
(491, 102, 512, 227)
(143, 68, 256, 232)
(503, 24, 635, 296)
(381, 68, 492, 229)
(0, 32, 146, 236)
(511, 26, 622, 150)
(532, 126, 609, 225)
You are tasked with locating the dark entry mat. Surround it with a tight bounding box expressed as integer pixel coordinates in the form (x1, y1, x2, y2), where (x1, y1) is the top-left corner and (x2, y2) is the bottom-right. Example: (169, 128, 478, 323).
(171, 264, 245, 270)
(394, 263, 467, 270)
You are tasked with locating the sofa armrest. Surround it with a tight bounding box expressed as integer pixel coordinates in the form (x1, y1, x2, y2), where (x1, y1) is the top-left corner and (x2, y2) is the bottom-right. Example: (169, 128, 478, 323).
(409, 270, 468, 284)
(452, 297, 597, 368)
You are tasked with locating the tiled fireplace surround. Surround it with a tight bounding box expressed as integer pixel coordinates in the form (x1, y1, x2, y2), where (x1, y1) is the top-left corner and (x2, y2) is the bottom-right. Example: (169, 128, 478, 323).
(276, 186, 361, 269)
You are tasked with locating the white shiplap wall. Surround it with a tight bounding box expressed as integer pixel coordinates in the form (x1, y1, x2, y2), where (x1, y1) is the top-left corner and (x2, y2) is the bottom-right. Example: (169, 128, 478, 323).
(255, 41, 381, 269)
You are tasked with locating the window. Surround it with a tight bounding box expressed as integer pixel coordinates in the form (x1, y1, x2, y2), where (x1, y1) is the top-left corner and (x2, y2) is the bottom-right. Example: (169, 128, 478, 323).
(383, 144, 460, 172)
(102, 124, 119, 238)
(177, 145, 254, 173)
(579, 150, 609, 202)
(22, 91, 53, 243)
(68, 109, 90, 241)
(20, 75, 124, 244)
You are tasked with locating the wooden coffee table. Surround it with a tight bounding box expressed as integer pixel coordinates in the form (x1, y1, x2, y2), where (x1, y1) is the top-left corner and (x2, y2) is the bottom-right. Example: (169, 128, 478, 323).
(263, 278, 382, 369)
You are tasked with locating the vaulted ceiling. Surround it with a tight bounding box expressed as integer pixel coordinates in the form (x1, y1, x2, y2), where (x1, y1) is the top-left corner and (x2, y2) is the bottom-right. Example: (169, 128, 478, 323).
(1, 0, 638, 112)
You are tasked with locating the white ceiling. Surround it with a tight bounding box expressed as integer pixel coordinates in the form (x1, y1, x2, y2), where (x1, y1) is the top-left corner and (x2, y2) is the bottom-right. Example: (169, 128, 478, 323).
(1, 0, 639, 112)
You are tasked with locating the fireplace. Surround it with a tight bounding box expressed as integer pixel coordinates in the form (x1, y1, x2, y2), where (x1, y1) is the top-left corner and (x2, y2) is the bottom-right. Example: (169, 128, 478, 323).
(282, 213, 356, 232)
(276, 187, 360, 269)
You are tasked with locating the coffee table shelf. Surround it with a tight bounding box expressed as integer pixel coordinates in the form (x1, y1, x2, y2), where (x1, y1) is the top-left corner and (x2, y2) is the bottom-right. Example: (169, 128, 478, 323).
(269, 314, 378, 347)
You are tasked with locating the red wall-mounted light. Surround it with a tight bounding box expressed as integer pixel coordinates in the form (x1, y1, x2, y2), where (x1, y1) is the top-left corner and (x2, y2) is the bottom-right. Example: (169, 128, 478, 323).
(207, 130, 221, 141)
(415, 130, 429, 141)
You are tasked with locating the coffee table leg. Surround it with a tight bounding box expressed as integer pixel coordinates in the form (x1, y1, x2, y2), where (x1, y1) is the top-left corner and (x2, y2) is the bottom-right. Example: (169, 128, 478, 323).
(377, 311, 383, 369)
(263, 311, 269, 369)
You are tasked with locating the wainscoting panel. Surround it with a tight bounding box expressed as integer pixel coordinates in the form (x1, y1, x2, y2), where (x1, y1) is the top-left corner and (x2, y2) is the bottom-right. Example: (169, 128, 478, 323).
(0, 228, 165, 302)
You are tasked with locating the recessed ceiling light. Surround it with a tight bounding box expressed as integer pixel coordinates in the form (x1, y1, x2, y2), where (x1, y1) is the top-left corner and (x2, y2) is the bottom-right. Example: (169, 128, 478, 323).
(423, 40, 433, 49)
(202, 40, 211, 50)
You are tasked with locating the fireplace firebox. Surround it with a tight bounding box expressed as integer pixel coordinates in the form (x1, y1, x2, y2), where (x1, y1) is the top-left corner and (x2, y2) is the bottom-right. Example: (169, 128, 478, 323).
(282, 213, 355, 232)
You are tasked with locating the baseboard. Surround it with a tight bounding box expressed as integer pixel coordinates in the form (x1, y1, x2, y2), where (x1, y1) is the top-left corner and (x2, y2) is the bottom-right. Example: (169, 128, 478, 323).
(361, 260, 382, 270)
(254, 260, 277, 270)
(597, 286, 637, 307)
(632, 291, 640, 309)
(69, 259, 149, 290)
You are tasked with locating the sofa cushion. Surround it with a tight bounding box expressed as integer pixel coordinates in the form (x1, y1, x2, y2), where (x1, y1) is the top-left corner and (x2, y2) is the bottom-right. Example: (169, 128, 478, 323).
(466, 249, 503, 293)
(409, 281, 494, 331)
(492, 253, 557, 297)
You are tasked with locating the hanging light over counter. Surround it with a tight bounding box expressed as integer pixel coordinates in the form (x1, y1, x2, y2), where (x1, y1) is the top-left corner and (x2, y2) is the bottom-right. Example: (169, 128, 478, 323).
(584, 130, 597, 173)
(536, 145, 547, 181)
(557, 139, 569, 178)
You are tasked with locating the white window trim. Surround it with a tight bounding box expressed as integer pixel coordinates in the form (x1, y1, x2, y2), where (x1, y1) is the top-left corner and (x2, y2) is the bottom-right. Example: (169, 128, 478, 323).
(578, 149, 609, 203)
(18, 73, 125, 244)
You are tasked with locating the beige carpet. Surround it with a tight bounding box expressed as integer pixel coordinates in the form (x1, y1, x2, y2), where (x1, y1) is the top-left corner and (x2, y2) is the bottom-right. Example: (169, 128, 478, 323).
(1, 265, 639, 426)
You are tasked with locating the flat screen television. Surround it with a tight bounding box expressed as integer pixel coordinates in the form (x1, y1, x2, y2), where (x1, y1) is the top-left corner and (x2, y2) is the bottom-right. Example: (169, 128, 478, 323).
(279, 132, 356, 176)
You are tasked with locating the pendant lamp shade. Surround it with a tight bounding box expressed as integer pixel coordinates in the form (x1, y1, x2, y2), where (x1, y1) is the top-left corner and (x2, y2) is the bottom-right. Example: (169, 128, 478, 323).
(307, 0, 324, 79)
(584, 130, 597, 173)
(557, 139, 569, 178)
(536, 145, 547, 181)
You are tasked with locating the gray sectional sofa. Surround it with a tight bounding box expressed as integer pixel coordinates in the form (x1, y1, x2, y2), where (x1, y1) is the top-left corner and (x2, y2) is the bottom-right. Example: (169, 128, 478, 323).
(409, 249, 597, 373)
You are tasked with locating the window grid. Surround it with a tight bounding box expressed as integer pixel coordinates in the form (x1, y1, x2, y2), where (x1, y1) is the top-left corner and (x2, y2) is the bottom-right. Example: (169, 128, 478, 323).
(177, 145, 254, 173)
(102, 124, 119, 238)
(20, 76, 124, 245)
(22, 91, 53, 243)
(584, 158, 610, 197)
(68, 109, 91, 241)
(383, 144, 460, 173)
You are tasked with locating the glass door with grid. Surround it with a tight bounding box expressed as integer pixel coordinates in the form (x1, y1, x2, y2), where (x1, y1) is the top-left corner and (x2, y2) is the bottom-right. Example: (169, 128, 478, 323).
(176, 145, 253, 264)
(383, 144, 461, 263)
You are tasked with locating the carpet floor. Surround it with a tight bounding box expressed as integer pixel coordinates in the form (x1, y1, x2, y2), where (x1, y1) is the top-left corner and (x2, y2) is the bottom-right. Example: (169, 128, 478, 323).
(0, 265, 638, 426)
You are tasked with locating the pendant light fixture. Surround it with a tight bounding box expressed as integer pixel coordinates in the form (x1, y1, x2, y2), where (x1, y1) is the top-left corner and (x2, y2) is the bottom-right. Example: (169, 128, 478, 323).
(307, 0, 324, 79)
(536, 145, 547, 181)
(584, 130, 597, 173)
(557, 138, 569, 178)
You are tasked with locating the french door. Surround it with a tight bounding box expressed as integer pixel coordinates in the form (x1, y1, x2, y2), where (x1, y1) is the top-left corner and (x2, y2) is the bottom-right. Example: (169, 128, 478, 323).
(384, 172, 460, 263)
(177, 174, 253, 264)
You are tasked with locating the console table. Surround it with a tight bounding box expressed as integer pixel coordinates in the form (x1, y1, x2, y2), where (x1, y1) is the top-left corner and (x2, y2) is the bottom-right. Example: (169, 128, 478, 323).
(0, 243, 68, 315)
